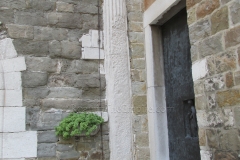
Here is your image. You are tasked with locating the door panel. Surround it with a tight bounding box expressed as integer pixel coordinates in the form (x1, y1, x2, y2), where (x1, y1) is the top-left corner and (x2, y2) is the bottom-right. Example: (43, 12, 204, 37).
(162, 8, 201, 160)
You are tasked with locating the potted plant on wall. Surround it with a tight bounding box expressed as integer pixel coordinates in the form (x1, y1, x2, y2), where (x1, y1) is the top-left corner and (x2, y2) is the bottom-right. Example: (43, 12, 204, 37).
(55, 112, 104, 139)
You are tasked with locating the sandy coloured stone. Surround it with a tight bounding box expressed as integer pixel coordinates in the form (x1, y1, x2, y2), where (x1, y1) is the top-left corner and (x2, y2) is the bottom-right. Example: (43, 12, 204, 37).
(214, 151, 238, 160)
(216, 89, 240, 107)
(131, 58, 146, 69)
(219, 129, 240, 151)
(186, 0, 201, 9)
(130, 43, 145, 59)
(56, 2, 74, 12)
(225, 25, 240, 48)
(196, 0, 220, 19)
(195, 95, 206, 110)
(207, 94, 216, 109)
(187, 7, 196, 25)
(198, 128, 206, 146)
(204, 75, 225, 92)
(144, 0, 155, 10)
(133, 95, 147, 115)
(136, 133, 149, 147)
(211, 6, 228, 35)
(206, 129, 219, 148)
(15, 11, 47, 26)
(215, 50, 236, 73)
(229, 1, 240, 25)
(225, 72, 234, 88)
(6, 24, 33, 39)
(129, 22, 143, 32)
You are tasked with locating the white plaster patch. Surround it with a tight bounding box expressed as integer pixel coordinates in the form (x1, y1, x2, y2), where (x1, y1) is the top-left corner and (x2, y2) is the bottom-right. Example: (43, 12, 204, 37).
(2, 131, 37, 158)
(0, 72, 22, 90)
(81, 47, 104, 59)
(0, 38, 17, 60)
(200, 150, 212, 160)
(196, 110, 209, 127)
(0, 90, 23, 106)
(0, 57, 26, 73)
(3, 107, 25, 132)
(192, 58, 208, 81)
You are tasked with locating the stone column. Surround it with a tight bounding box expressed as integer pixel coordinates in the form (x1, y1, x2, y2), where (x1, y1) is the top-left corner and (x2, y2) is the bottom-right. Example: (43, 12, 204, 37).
(103, 0, 133, 159)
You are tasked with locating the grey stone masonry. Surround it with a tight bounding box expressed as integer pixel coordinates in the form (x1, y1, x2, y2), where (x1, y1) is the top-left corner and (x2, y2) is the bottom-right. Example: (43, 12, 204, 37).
(0, 0, 108, 159)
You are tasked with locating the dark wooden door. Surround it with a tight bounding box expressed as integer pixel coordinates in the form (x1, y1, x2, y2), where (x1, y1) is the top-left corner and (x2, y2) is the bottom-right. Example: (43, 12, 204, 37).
(162, 8, 201, 160)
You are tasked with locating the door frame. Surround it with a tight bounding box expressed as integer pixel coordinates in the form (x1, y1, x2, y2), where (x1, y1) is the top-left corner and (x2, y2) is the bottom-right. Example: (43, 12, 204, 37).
(144, 0, 187, 159)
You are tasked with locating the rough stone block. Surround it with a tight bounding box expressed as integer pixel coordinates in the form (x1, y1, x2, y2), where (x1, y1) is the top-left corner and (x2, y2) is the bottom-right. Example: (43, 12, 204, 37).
(132, 82, 146, 95)
(0, 0, 26, 9)
(225, 72, 234, 88)
(234, 71, 240, 85)
(57, 150, 80, 160)
(223, 109, 234, 127)
(204, 75, 225, 92)
(6, 24, 33, 39)
(187, 7, 196, 25)
(47, 12, 82, 29)
(56, 2, 74, 12)
(25, 56, 58, 73)
(15, 11, 47, 26)
(67, 29, 84, 42)
(189, 18, 211, 44)
(234, 107, 240, 127)
(195, 95, 206, 110)
(0, 38, 17, 60)
(199, 33, 223, 58)
(196, 111, 209, 127)
(198, 128, 206, 146)
(47, 87, 82, 98)
(220, 0, 231, 5)
(13, 39, 48, 56)
(26, 106, 40, 130)
(2, 107, 25, 132)
(225, 25, 240, 48)
(49, 40, 61, 57)
(211, 6, 228, 35)
(129, 32, 144, 43)
(206, 129, 219, 148)
(194, 80, 204, 95)
(0, 57, 26, 73)
(0, 90, 22, 106)
(129, 22, 143, 32)
(230, 2, 240, 25)
(186, 0, 201, 9)
(214, 151, 238, 160)
(0, 72, 22, 90)
(26, 0, 56, 11)
(196, 0, 220, 19)
(23, 87, 50, 100)
(133, 95, 147, 115)
(37, 143, 56, 157)
(82, 14, 99, 30)
(136, 147, 150, 160)
(219, 130, 240, 150)
(128, 12, 143, 22)
(216, 89, 240, 107)
(74, 1, 98, 14)
(22, 71, 48, 88)
(34, 27, 68, 41)
(63, 60, 99, 74)
(2, 131, 37, 158)
(61, 41, 81, 59)
(131, 58, 145, 69)
(136, 133, 149, 147)
(56, 144, 74, 152)
(130, 44, 144, 59)
(38, 131, 58, 143)
(0, 9, 14, 24)
(207, 94, 216, 109)
(190, 43, 198, 62)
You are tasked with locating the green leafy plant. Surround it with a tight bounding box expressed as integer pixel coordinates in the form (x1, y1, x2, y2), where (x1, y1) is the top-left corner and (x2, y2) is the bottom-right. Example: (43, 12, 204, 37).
(55, 112, 104, 139)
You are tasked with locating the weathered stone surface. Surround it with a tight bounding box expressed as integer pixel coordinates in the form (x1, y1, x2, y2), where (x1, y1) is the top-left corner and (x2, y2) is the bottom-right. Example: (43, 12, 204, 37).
(211, 6, 228, 34)
(225, 72, 234, 88)
(82, 14, 99, 30)
(186, 0, 201, 9)
(15, 11, 47, 26)
(129, 32, 144, 43)
(82, 87, 105, 99)
(6, 24, 34, 39)
(22, 71, 48, 87)
(37, 112, 66, 130)
(220, 0, 231, 5)
(25, 0, 56, 11)
(0, 9, 14, 24)
(131, 58, 145, 69)
(133, 95, 147, 115)
(48, 73, 105, 88)
(206, 56, 216, 76)
(195, 95, 206, 110)
(67, 29, 84, 41)
(57, 150, 80, 160)
(225, 25, 240, 48)
(74, 1, 98, 14)
(23, 87, 50, 101)
(199, 33, 223, 58)
(62, 60, 99, 74)
(56, 2, 74, 12)
(26, 106, 40, 130)
(196, 0, 220, 19)
(61, 41, 81, 59)
(204, 75, 225, 92)
(136, 133, 149, 147)
(215, 50, 236, 73)
(49, 40, 61, 57)
(26, 57, 58, 73)
(129, 22, 143, 32)
(194, 80, 204, 95)
(198, 128, 206, 146)
(187, 7, 196, 25)
(132, 82, 146, 95)
(13, 39, 48, 56)
(219, 129, 240, 150)
(136, 147, 150, 160)
(207, 110, 224, 127)
(34, 27, 68, 41)
(206, 129, 219, 148)
(47, 87, 82, 98)
(56, 144, 74, 152)
(200, 150, 212, 160)
(207, 94, 216, 109)
(234, 71, 240, 85)
(47, 12, 82, 29)
(38, 130, 58, 143)
(130, 44, 144, 59)
(216, 89, 240, 107)
(38, 143, 56, 157)
(234, 107, 240, 127)
(230, 2, 240, 25)
(128, 12, 143, 22)
(214, 151, 238, 160)
(0, 0, 26, 9)
(223, 109, 234, 127)
(189, 18, 211, 44)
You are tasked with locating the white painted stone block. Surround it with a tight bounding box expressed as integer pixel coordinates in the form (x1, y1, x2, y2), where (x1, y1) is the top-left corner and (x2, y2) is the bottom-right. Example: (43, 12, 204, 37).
(92, 111, 108, 122)
(0, 133, 2, 158)
(200, 150, 212, 160)
(192, 58, 208, 81)
(0, 72, 22, 90)
(80, 30, 103, 48)
(80, 34, 91, 47)
(81, 47, 104, 59)
(3, 107, 25, 132)
(0, 57, 26, 73)
(0, 38, 17, 60)
(2, 131, 37, 158)
(0, 90, 23, 106)
(0, 107, 3, 132)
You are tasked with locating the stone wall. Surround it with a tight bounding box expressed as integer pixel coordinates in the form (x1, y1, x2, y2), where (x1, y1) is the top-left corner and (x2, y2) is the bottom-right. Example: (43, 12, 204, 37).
(127, 0, 150, 159)
(187, 0, 240, 159)
(0, 0, 109, 159)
